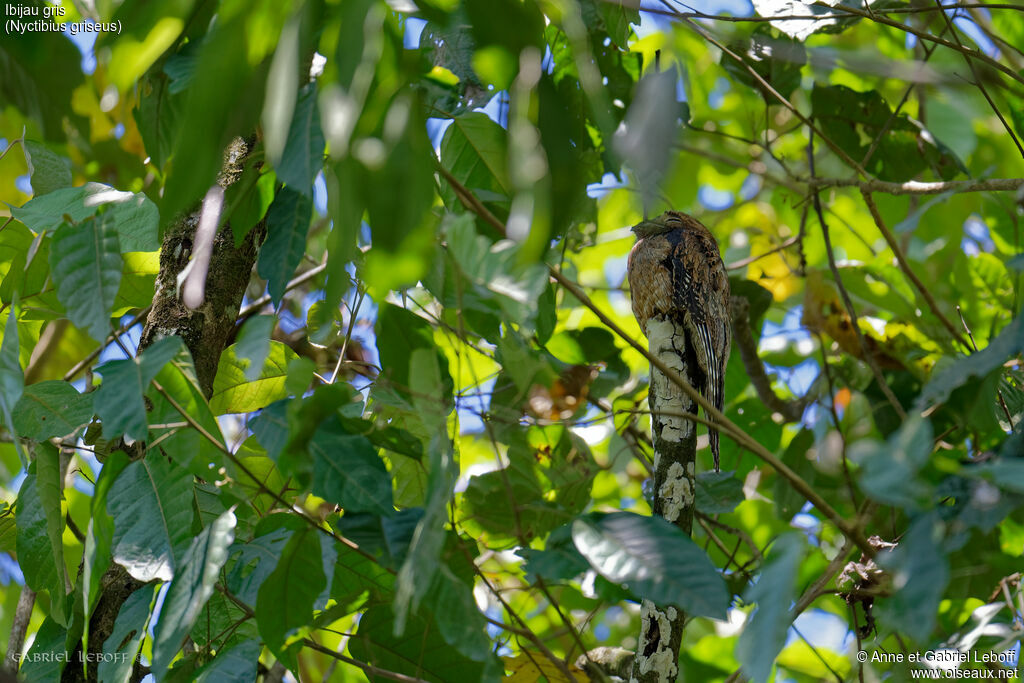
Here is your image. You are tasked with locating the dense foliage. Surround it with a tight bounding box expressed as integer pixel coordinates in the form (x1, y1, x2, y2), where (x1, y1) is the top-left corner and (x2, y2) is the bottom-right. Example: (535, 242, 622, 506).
(1, 0, 1022, 681)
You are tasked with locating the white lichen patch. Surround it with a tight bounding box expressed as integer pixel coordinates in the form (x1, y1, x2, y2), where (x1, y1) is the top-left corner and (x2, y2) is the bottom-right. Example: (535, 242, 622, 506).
(658, 461, 693, 522)
(647, 317, 693, 442)
(635, 599, 679, 683)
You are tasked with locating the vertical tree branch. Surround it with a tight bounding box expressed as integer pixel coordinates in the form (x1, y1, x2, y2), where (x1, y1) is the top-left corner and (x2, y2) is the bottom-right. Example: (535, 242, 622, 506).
(630, 316, 697, 683)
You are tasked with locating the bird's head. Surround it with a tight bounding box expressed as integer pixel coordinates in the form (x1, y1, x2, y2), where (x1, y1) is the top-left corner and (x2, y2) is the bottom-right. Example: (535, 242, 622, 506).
(631, 211, 688, 237)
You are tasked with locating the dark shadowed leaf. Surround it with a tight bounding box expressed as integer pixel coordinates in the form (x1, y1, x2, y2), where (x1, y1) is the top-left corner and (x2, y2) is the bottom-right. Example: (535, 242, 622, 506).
(13, 380, 93, 440)
(152, 509, 237, 679)
(572, 512, 729, 619)
(257, 187, 313, 305)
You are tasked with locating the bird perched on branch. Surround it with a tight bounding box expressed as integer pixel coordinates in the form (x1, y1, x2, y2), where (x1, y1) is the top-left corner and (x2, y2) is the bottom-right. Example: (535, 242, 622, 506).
(628, 211, 731, 470)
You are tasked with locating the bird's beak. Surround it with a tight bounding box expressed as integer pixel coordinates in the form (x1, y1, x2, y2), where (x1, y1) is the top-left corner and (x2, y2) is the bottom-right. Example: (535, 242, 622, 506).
(631, 220, 662, 234)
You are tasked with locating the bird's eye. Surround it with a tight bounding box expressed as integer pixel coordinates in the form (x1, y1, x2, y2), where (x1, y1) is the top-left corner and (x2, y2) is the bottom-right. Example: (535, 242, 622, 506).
(665, 215, 684, 227)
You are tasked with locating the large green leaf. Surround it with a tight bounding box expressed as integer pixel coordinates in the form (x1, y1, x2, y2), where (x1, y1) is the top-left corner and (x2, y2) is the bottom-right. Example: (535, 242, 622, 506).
(439, 113, 512, 200)
(232, 314, 275, 381)
(134, 71, 186, 170)
(194, 640, 262, 682)
(695, 470, 745, 515)
(256, 525, 327, 654)
(98, 585, 156, 683)
(736, 533, 805, 683)
(572, 512, 729, 619)
(349, 604, 503, 683)
(13, 182, 160, 251)
(210, 341, 297, 414)
(13, 380, 94, 440)
(275, 83, 325, 195)
(107, 451, 195, 582)
(49, 216, 122, 342)
(226, 524, 293, 605)
(94, 336, 183, 442)
(17, 616, 67, 682)
(308, 418, 394, 516)
(375, 304, 454, 399)
(84, 452, 130, 627)
(23, 140, 71, 196)
(152, 509, 237, 679)
(916, 317, 1023, 410)
(16, 468, 67, 626)
(257, 186, 312, 305)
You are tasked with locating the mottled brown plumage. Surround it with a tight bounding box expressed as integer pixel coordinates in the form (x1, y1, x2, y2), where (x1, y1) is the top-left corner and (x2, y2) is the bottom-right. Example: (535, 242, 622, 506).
(628, 211, 731, 470)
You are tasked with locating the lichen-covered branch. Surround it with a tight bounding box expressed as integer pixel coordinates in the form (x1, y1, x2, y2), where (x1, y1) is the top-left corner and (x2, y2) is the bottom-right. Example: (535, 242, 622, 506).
(630, 316, 697, 683)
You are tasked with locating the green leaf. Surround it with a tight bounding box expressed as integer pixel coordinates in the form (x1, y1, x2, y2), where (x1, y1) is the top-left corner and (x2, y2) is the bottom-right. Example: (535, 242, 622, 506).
(146, 348, 228, 476)
(375, 304, 454, 400)
(107, 451, 195, 582)
(736, 533, 805, 683)
(721, 26, 806, 102)
(598, 1, 639, 46)
(695, 471, 745, 514)
(0, 307, 24, 465)
(16, 469, 67, 626)
(276, 83, 325, 195)
(230, 170, 276, 246)
(84, 452, 130, 625)
(12, 183, 159, 251)
(210, 341, 297, 414)
(226, 525, 293, 605)
(23, 140, 71, 195)
(13, 380, 93, 440)
(1, 26, 85, 140)
(332, 544, 395, 602)
(152, 508, 237, 679)
(49, 217, 122, 342)
(851, 417, 933, 510)
(99, 585, 156, 683)
(877, 514, 948, 642)
(159, 8, 271, 227)
(439, 113, 512, 199)
(256, 525, 327, 654)
(94, 336, 183, 442)
(518, 524, 590, 582)
(350, 604, 503, 683)
(614, 66, 684, 210)
(234, 315, 276, 381)
(309, 418, 394, 516)
(134, 72, 185, 170)
(194, 640, 262, 682)
(916, 317, 1023, 410)
(250, 400, 291, 463)
(425, 566, 494, 663)
(257, 186, 313, 305)
(335, 509, 423, 569)
(35, 443, 67, 625)
(572, 511, 729, 619)
(17, 616, 67, 682)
